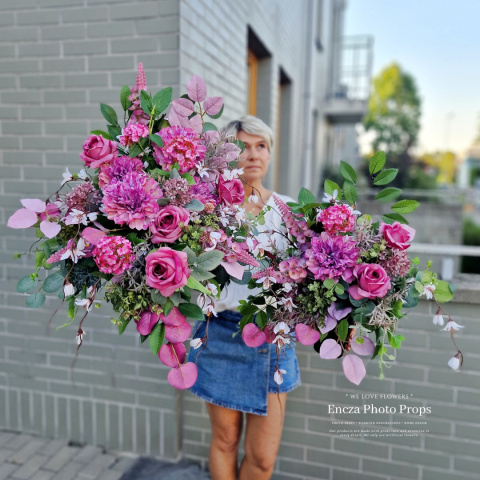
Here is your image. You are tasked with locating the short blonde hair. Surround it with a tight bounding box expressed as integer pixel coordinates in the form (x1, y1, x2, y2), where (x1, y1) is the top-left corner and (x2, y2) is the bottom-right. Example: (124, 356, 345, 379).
(222, 115, 273, 151)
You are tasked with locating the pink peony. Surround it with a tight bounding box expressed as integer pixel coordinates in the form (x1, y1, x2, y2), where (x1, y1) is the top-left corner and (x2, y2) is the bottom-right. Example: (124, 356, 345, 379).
(98, 156, 144, 189)
(348, 263, 391, 300)
(80, 135, 118, 169)
(153, 126, 206, 173)
(379, 221, 415, 250)
(145, 248, 190, 297)
(305, 232, 359, 282)
(318, 204, 356, 235)
(102, 171, 163, 230)
(217, 176, 245, 206)
(119, 123, 150, 148)
(150, 205, 190, 244)
(93, 236, 133, 275)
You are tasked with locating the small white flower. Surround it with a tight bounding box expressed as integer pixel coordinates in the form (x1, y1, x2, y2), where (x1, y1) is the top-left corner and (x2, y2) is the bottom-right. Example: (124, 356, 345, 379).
(322, 189, 338, 203)
(263, 276, 276, 289)
(76, 328, 85, 346)
(78, 169, 88, 180)
(273, 368, 287, 385)
(441, 320, 464, 332)
(420, 283, 436, 300)
(274, 322, 291, 335)
(61, 168, 73, 185)
(60, 238, 86, 263)
(248, 194, 259, 204)
(206, 282, 218, 296)
(143, 161, 149, 168)
(433, 311, 444, 326)
(279, 297, 296, 312)
(448, 356, 460, 370)
(283, 283, 293, 293)
(204, 231, 222, 251)
(63, 281, 75, 298)
(273, 335, 291, 346)
(190, 338, 204, 349)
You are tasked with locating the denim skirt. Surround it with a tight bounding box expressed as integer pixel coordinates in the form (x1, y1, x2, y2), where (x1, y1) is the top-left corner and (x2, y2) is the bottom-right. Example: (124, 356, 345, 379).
(187, 310, 301, 416)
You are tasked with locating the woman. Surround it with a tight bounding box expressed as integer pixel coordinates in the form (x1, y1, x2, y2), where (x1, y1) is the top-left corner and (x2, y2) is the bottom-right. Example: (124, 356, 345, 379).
(187, 115, 301, 480)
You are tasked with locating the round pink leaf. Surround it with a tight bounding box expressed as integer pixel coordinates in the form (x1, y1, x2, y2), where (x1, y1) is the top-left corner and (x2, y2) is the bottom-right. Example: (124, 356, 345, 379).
(171, 98, 194, 117)
(167, 107, 186, 127)
(295, 324, 321, 346)
(242, 323, 266, 348)
(158, 342, 186, 368)
(167, 362, 198, 389)
(160, 307, 186, 326)
(186, 113, 203, 135)
(203, 96, 223, 116)
(351, 335, 375, 356)
(319, 339, 342, 359)
(342, 354, 366, 385)
(40, 220, 61, 239)
(81, 227, 107, 245)
(7, 208, 38, 229)
(21, 198, 46, 213)
(136, 310, 160, 336)
(164, 321, 191, 343)
(187, 75, 207, 103)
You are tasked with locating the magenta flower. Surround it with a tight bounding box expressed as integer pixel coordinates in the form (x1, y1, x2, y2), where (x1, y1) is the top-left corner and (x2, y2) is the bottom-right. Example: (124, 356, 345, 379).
(119, 123, 150, 148)
(318, 204, 356, 235)
(80, 135, 118, 169)
(93, 236, 133, 275)
(348, 263, 391, 300)
(379, 221, 415, 250)
(102, 171, 162, 230)
(98, 156, 144, 189)
(305, 232, 359, 282)
(153, 126, 206, 173)
(150, 205, 190, 244)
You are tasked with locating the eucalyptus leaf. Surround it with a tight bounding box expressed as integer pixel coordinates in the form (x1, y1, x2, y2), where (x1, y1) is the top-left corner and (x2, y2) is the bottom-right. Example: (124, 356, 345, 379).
(191, 267, 215, 282)
(151, 290, 167, 305)
(42, 273, 64, 293)
(196, 250, 224, 271)
(17, 275, 38, 293)
(26, 293, 46, 308)
(184, 199, 205, 211)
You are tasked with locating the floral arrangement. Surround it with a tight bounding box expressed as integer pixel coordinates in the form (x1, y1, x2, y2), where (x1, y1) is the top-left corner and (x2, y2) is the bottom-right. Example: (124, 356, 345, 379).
(238, 153, 462, 385)
(8, 64, 259, 389)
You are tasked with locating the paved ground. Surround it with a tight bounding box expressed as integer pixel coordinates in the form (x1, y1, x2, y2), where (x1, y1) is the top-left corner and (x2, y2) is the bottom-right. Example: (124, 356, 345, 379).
(0, 430, 210, 480)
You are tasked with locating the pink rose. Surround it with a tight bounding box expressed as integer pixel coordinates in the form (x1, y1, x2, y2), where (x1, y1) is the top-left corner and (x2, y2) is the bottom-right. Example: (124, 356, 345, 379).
(80, 134, 118, 169)
(145, 248, 190, 297)
(379, 221, 415, 250)
(217, 176, 245, 206)
(349, 263, 391, 300)
(150, 205, 190, 244)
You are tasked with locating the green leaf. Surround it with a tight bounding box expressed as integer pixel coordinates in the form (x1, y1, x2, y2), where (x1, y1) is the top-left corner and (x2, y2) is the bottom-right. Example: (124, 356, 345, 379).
(163, 298, 174, 316)
(196, 250, 224, 271)
(202, 122, 218, 133)
(140, 90, 153, 116)
(153, 87, 172, 114)
(337, 319, 349, 342)
(149, 323, 165, 355)
(186, 276, 211, 295)
(191, 267, 215, 282)
(382, 212, 409, 224)
(35, 250, 46, 269)
(178, 302, 205, 320)
(17, 275, 38, 293)
(107, 124, 121, 140)
(334, 283, 345, 295)
(323, 278, 335, 289)
(149, 133, 163, 148)
(181, 172, 196, 185)
(42, 273, 64, 293)
(90, 129, 112, 140)
(340, 161, 356, 183)
(129, 143, 143, 158)
(375, 187, 402, 203)
(118, 317, 131, 335)
(257, 310, 268, 328)
(26, 293, 46, 308)
(100, 103, 118, 126)
(120, 85, 132, 111)
(206, 103, 224, 119)
(434, 280, 454, 303)
(391, 200, 420, 215)
(415, 281, 424, 294)
(369, 151, 386, 175)
(183, 199, 205, 211)
(373, 168, 398, 186)
(298, 188, 317, 206)
(324, 179, 342, 200)
(343, 180, 357, 205)
(183, 246, 197, 265)
(170, 291, 182, 306)
(151, 290, 167, 305)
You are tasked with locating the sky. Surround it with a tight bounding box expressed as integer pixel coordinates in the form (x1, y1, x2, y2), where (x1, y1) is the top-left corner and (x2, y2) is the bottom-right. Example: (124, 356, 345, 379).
(344, 0, 480, 156)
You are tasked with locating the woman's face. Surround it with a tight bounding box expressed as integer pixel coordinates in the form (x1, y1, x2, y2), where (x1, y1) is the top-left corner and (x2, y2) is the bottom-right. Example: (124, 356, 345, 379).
(236, 130, 270, 185)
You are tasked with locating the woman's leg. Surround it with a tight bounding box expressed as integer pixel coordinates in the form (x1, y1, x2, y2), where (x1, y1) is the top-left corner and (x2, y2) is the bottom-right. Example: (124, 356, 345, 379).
(206, 402, 244, 480)
(239, 393, 287, 480)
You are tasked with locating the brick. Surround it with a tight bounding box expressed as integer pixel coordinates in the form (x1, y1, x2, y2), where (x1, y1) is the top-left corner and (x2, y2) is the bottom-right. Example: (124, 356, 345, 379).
(0, 28, 38, 42)
(20, 76, 62, 89)
(0, 107, 18, 119)
(19, 43, 61, 57)
(279, 459, 329, 479)
(41, 25, 85, 41)
(3, 122, 41, 135)
(62, 7, 109, 23)
(0, 0, 36, 8)
(42, 446, 81, 472)
(38, 0, 83, 5)
(64, 74, 109, 88)
(136, 17, 179, 35)
(363, 457, 419, 478)
(111, 38, 159, 54)
(23, 137, 64, 150)
(45, 122, 88, 135)
(44, 90, 86, 104)
(43, 59, 86, 73)
(38, 439, 68, 457)
(426, 436, 480, 457)
(139, 52, 178, 68)
(332, 470, 387, 480)
(392, 446, 450, 469)
(88, 56, 135, 71)
(17, 10, 61, 25)
(63, 41, 108, 56)
(0, 75, 16, 88)
(0, 45, 15, 57)
(0, 463, 19, 480)
(454, 456, 480, 475)
(50, 462, 83, 480)
(111, 2, 160, 20)
(0, 60, 39, 74)
(87, 21, 135, 38)
(30, 471, 54, 480)
(422, 468, 465, 480)
(9, 454, 49, 479)
(78, 452, 116, 478)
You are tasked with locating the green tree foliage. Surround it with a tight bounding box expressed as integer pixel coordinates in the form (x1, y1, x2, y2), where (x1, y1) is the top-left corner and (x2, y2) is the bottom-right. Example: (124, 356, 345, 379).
(363, 63, 421, 188)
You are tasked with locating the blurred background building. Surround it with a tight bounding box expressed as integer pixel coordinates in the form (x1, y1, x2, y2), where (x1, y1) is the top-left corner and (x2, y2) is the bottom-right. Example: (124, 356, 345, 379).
(0, 1, 479, 480)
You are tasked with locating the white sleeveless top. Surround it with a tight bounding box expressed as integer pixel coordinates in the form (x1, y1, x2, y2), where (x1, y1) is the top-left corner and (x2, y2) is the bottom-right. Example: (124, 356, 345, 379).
(215, 192, 294, 312)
